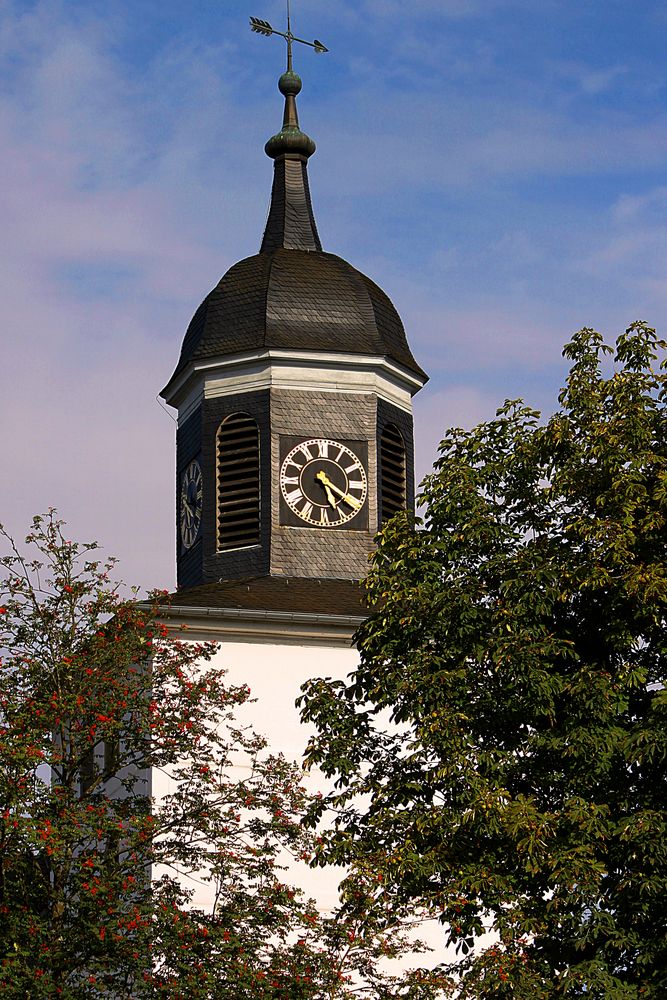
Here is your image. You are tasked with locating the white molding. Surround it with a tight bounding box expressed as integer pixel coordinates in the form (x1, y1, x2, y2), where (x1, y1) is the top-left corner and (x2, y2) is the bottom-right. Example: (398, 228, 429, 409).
(164, 350, 425, 426)
(161, 348, 425, 414)
(157, 604, 363, 647)
(177, 382, 205, 425)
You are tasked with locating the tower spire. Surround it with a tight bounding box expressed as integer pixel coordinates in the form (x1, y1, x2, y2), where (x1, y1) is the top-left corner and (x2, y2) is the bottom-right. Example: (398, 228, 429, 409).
(286, 0, 293, 71)
(250, 4, 328, 252)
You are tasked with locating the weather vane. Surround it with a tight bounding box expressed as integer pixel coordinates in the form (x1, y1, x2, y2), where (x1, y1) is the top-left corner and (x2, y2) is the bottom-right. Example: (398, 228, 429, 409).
(250, 0, 329, 71)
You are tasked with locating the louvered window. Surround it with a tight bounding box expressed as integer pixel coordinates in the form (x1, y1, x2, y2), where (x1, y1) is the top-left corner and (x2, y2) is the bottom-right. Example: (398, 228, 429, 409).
(217, 413, 260, 550)
(380, 424, 407, 521)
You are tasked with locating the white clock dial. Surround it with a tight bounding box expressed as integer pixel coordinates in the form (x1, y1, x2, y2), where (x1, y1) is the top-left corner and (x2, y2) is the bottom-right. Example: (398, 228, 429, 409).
(280, 439, 367, 528)
(180, 460, 203, 549)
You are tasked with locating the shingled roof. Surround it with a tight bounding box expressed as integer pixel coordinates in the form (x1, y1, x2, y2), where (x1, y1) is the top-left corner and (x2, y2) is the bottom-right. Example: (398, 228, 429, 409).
(167, 248, 427, 386)
(162, 66, 427, 395)
(166, 576, 370, 618)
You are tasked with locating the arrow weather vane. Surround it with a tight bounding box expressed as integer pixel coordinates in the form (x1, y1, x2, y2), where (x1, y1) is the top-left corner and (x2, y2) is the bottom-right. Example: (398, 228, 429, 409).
(250, 0, 329, 71)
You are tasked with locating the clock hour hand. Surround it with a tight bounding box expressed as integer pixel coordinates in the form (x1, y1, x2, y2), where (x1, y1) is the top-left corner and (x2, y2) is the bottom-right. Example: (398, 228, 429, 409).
(316, 471, 362, 511)
(315, 472, 338, 508)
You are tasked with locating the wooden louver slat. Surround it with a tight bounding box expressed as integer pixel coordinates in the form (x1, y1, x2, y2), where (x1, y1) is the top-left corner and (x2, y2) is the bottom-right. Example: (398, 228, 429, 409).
(217, 413, 260, 550)
(380, 424, 406, 521)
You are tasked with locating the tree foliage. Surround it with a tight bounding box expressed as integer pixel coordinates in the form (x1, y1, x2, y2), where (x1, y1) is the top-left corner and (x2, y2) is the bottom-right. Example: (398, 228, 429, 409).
(300, 323, 667, 998)
(0, 512, 447, 999)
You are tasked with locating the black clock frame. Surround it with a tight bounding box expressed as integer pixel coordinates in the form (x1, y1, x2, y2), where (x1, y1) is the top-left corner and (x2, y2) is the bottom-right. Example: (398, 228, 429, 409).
(179, 458, 203, 551)
(278, 436, 369, 531)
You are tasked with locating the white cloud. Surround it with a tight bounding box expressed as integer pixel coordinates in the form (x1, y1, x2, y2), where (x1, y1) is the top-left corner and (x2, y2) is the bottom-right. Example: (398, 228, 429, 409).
(550, 60, 629, 97)
(574, 185, 667, 315)
(612, 185, 667, 224)
(359, 0, 538, 18)
(414, 385, 501, 484)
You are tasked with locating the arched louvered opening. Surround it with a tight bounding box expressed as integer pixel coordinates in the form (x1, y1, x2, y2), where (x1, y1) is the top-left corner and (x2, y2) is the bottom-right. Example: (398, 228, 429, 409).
(217, 413, 260, 551)
(380, 423, 407, 522)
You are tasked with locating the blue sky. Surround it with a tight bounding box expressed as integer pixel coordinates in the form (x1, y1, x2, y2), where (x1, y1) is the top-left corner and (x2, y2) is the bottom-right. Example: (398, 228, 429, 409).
(2, 0, 667, 589)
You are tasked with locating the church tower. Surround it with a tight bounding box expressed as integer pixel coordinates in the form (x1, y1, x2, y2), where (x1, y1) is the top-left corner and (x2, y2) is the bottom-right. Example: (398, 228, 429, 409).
(154, 19, 428, 914)
(160, 25, 426, 625)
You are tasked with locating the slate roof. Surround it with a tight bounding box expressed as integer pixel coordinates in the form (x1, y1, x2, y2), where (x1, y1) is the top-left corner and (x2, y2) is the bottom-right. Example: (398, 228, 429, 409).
(167, 247, 427, 390)
(165, 576, 370, 618)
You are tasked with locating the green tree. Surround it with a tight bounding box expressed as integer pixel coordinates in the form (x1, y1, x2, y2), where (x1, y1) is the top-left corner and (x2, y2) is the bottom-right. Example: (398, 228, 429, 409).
(0, 511, 447, 999)
(300, 323, 667, 998)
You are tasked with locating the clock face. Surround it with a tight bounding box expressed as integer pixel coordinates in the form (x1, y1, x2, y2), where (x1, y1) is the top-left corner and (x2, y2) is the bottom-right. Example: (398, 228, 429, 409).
(180, 460, 203, 550)
(280, 438, 368, 528)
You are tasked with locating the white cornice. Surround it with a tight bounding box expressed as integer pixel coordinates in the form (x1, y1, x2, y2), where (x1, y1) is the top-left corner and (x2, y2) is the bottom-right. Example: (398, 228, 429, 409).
(164, 349, 426, 425)
(157, 604, 363, 647)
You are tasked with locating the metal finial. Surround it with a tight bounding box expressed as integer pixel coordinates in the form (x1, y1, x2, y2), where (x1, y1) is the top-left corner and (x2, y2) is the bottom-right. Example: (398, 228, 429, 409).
(250, 1, 329, 67)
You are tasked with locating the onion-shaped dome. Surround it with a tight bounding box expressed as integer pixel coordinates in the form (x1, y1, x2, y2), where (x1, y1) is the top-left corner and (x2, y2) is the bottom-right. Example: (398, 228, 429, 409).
(170, 249, 426, 383)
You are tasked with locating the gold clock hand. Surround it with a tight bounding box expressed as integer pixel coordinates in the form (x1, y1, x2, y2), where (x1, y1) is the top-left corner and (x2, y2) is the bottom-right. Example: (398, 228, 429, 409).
(316, 471, 362, 510)
(340, 491, 361, 510)
(315, 471, 338, 507)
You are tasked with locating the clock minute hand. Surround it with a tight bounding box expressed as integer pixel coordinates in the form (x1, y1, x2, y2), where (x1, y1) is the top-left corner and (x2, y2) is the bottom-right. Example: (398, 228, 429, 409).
(316, 471, 362, 511)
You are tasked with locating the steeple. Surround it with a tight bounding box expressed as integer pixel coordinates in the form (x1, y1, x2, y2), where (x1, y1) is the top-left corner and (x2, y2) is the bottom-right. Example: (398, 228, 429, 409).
(162, 8, 427, 593)
(260, 65, 321, 253)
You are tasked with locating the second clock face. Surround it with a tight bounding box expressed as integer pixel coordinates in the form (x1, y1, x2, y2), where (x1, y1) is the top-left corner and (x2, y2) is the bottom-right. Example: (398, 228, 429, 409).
(280, 438, 368, 528)
(180, 459, 203, 550)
